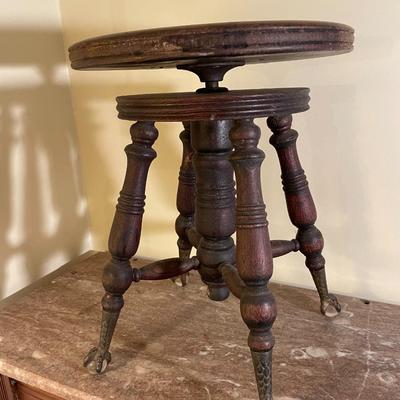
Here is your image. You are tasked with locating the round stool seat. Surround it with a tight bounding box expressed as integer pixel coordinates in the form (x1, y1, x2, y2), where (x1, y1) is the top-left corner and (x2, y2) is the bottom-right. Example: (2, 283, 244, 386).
(69, 21, 354, 71)
(116, 88, 310, 121)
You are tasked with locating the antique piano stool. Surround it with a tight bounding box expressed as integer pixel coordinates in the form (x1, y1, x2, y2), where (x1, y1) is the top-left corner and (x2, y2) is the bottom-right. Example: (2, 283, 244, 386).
(69, 21, 354, 399)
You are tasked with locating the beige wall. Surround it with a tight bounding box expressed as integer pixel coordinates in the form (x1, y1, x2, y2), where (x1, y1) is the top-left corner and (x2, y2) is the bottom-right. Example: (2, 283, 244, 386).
(0, 0, 91, 299)
(59, 0, 400, 304)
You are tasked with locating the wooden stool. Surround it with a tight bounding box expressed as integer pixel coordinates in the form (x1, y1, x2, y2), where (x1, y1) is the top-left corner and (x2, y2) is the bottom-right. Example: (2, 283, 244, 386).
(69, 21, 354, 399)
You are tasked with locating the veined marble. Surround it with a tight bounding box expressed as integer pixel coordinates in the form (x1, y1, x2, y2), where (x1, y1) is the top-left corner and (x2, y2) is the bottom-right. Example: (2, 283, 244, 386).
(0, 252, 399, 399)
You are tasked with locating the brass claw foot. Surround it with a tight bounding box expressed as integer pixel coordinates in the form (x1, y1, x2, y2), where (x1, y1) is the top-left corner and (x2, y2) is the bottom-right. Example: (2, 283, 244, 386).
(83, 347, 112, 375)
(320, 293, 341, 317)
(309, 266, 341, 317)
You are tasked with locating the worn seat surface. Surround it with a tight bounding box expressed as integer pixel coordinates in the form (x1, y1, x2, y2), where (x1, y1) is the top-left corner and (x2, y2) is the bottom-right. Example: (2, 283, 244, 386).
(69, 21, 354, 70)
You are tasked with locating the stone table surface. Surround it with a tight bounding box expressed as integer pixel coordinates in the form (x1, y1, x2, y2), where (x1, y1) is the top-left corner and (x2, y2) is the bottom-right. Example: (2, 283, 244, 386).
(0, 252, 399, 400)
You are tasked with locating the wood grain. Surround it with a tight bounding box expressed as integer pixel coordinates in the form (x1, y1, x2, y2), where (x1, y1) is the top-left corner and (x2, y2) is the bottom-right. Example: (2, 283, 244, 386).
(69, 21, 354, 70)
(15, 382, 64, 400)
(0, 376, 13, 400)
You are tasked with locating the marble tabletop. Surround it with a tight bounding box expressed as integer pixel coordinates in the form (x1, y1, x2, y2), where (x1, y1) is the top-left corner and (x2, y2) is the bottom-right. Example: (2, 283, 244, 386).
(0, 252, 399, 400)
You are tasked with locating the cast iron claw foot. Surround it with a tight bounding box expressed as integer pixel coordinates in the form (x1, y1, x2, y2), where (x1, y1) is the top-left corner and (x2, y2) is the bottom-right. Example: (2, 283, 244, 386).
(251, 350, 273, 400)
(83, 347, 111, 375)
(309, 267, 341, 317)
(321, 294, 341, 317)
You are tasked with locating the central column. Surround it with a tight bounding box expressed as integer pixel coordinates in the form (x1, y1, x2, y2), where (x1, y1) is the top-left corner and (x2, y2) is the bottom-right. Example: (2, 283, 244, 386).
(190, 120, 236, 301)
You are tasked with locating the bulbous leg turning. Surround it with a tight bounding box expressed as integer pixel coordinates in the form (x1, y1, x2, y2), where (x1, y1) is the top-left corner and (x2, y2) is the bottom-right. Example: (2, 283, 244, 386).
(230, 119, 277, 400)
(174, 122, 196, 286)
(268, 115, 340, 317)
(84, 121, 158, 374)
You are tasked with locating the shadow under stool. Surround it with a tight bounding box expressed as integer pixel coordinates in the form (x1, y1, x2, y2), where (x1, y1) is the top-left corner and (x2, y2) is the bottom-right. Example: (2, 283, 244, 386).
(69, 20, 354, 400)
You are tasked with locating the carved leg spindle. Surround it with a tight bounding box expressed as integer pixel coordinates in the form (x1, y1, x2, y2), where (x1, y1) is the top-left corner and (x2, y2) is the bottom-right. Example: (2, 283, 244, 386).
(230, 119, 277, 400)
(191, 120, 236, 301)
(84, 121, 158, 374)
(174, 122, 196, 286)
(267, 115, 340, 316)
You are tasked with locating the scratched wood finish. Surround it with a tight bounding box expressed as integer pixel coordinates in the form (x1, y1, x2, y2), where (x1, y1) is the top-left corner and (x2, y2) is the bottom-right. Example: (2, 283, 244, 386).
(69, 21, 354, 70)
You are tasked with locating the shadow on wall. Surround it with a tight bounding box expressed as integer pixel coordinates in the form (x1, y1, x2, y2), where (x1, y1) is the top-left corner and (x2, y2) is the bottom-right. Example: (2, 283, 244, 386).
(64, 27, 187, 254)
(68, 79, 180, 253)
(0, 29, 91, 300)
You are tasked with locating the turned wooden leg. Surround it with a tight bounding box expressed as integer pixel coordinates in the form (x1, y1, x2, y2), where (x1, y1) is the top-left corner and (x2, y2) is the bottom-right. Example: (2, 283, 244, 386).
(191, 120, 235, 301)
(174, 122, 196, 286)
(267, 115, 340, 316)
(84, 121, 158, 374)
(230, 119, 276, 400)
